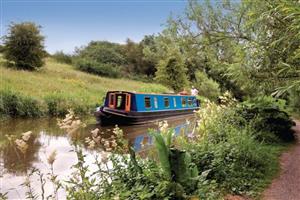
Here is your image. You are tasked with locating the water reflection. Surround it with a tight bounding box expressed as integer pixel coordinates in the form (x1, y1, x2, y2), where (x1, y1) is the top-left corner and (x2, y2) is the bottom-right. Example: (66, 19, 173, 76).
(0, 115, 196, 199)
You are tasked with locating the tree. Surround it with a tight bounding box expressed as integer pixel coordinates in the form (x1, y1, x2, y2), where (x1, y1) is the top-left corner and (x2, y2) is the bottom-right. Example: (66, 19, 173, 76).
(123, 38, 144, 74)
(3, 22, 45, 70)
(155, 50, 188, 92)
(166, 0, 300, 99)
(75, 41, 125, 66)
(123, 36, 157, 77)
(194, 71, 221, 101)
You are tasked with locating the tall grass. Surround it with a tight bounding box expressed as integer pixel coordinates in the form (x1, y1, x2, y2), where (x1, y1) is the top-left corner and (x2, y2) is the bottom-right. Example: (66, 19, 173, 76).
(0, 57, 168, 117)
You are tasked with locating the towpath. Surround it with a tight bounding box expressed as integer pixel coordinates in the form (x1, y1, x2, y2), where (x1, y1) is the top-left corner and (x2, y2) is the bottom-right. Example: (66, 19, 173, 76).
(262, 120, 300, 200)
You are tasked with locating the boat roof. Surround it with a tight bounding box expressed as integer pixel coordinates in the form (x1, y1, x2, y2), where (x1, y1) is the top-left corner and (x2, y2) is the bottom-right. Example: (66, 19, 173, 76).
(106, 91, 196, 97)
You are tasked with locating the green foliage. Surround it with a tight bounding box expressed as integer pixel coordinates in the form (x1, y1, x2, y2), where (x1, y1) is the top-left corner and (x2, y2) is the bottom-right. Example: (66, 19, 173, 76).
(66, 149, 101, 200)
(3, 22, 46, 70)
(288, 89, 300, 115)
(74, 41, 124, 78)
(73, 57, 120, 78)
(52, 51, 73, 64)
(158, 0, 299, 103)
(75, 41, 125, 65)
(63, 99, 294, 199)
(0, 90, 43, 117)
(194, 71, 221, 101)
(155, 53, 188, 92)
(123, 38, 156, 77)
(190, 131, 279, 196)
(237, 96, 295, 143)
(190, 102, 292, 196)
(150, 128, 199, 192)
(150, 131, 172, 180)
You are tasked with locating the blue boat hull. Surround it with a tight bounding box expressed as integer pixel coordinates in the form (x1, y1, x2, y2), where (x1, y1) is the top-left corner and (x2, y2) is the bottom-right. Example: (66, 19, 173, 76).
(95, 106, 198, 125)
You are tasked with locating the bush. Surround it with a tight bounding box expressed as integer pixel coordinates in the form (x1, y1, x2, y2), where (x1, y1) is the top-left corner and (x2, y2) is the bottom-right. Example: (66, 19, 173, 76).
(289, 89, 300, 115)
(73, 58, 120, 78)
(0, 90, 93, 118)
(44, 94, 91, 116)
(237, 96, 295, 142)
(3, 22, 45, 70)
(187, 100, 295, 196)
(52, 51, 73, 64)
(194, 71, 221, 101)
(75, 41, 125, 66)
(155, 52, 189, 92)
(0, 90, 43, 117)
(190, 126, 278, 195)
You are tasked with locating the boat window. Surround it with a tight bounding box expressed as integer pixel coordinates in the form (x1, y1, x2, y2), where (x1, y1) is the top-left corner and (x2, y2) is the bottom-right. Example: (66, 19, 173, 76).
(173, 97, 177, 107)
(154, 97, 158, 109)
(164, 97, 170, 108)
(181, 97, 186, 107)
(188, 97, 193, 107)
(144, 97, 151, 109)
(117, 96, 122, 108)
(115, 95, 125, 109)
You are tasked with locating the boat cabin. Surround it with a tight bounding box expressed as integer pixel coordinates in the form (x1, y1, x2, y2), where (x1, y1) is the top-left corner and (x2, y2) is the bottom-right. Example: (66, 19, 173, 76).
(103, 91, 199, 112)
(95, 91, 199, 125)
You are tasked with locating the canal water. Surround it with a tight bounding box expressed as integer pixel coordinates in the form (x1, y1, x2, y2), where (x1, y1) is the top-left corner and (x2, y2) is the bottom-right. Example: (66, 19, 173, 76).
(0, 115, 197, 199)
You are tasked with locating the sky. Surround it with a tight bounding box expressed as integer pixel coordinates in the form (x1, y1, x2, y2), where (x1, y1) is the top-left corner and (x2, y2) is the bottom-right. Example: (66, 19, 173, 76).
(1, 0, 188, 54)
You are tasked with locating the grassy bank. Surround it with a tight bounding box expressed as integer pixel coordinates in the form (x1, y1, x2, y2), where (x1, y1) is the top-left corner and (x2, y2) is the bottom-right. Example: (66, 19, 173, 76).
(0, 57, 168, 117)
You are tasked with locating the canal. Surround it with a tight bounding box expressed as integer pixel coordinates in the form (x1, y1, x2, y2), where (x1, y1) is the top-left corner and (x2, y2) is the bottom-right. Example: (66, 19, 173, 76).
(0, 115, 197, 199)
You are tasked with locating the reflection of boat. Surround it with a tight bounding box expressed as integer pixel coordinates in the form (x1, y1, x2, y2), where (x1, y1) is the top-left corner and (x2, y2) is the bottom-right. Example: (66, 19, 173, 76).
(95, 91, 200, 125)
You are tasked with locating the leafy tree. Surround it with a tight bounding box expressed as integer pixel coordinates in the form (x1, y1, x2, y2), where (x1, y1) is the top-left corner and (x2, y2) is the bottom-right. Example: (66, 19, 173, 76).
(123, 38, 144, 74)
(74, 41, 125, 77)
(194, 71, 221, 101)
(168, 0, 300, 99)
(123, 36, 157, 77)
(155, 49, 188, 92)
(3, 22, 45, 70)
(140, 35, 157, 76)
(75, 41, 125, 66)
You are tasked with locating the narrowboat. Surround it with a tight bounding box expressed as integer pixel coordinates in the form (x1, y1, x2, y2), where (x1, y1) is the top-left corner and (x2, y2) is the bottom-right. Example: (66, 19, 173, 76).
(94, 91, 200, 125)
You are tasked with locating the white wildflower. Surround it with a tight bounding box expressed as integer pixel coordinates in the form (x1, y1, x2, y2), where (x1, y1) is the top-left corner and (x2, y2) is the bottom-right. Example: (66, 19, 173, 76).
(15, 139, 28, 154)
(21, 131, 32, 141)
(47, 150, 57, 165)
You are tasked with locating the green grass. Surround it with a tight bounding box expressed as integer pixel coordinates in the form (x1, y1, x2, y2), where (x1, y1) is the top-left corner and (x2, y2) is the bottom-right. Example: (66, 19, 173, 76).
(0, 57, 169, 117)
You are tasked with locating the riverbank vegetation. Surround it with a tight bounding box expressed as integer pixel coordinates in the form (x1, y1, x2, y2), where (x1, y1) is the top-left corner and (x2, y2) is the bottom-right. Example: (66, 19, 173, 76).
(72, 95, 294, 199)
(0, 57, 168, 118)
(5, 94, 295, 200)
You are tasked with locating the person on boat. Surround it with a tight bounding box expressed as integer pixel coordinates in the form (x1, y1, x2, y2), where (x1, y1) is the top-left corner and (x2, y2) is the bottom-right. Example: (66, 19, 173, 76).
(191, 86, 199, 96)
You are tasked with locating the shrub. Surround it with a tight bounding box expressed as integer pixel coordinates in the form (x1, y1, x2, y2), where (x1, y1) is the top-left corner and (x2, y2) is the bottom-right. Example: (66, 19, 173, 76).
(44, 94, 91, 116)
(188, 100, 294, 196)
(0, 90, 43, 117)
(190, 126, 278, 195)
(3, 22, 46, 70)
(237, 96, 295, 142)
(75, 41, 125, 66)
(52, 51, 73, 64)
(289, 89, 300, 115)
(194, 71, 221, 101)
(155, 52, 188, 92)
(73, 58, 120, 78)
